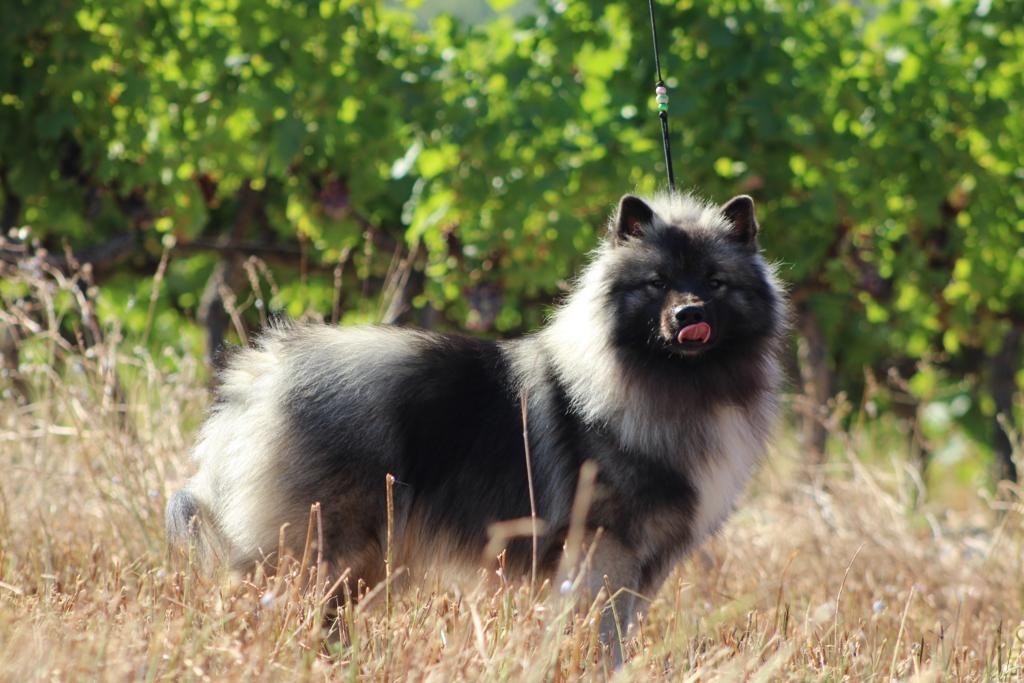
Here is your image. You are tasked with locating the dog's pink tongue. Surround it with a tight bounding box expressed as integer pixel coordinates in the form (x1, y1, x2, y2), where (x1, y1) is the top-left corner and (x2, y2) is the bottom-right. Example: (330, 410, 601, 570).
(677, 322, 712, 344)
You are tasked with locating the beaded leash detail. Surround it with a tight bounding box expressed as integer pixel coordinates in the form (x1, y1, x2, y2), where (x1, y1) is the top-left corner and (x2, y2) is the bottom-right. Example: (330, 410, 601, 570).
(648, 0, 676, 193)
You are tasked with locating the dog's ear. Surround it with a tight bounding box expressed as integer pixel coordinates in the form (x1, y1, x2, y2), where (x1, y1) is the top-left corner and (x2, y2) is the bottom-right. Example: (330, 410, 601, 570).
(612, 195, 656, 245)
(722, 195, 759, 247)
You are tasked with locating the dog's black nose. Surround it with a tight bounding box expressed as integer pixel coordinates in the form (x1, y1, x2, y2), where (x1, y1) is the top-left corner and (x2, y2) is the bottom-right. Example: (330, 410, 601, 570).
(675, 305, 705, 325)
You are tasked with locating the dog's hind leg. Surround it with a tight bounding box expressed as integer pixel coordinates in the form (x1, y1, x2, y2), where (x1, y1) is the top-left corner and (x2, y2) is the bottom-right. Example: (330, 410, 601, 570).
(165, 487, 207, 566)
(165, 487, 229, 570)
(166, 488, 200, 545)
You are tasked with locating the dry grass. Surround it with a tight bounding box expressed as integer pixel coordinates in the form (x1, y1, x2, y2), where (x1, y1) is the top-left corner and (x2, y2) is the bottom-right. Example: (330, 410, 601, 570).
(2, 267, 1024, 681)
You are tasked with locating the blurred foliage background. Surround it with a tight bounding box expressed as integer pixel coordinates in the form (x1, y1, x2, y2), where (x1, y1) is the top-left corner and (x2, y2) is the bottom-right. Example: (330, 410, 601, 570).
(0, 0, 1021, 484)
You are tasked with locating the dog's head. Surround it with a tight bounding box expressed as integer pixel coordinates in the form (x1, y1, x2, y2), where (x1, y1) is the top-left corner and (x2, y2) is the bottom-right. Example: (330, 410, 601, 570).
(603, 193, 782, 361)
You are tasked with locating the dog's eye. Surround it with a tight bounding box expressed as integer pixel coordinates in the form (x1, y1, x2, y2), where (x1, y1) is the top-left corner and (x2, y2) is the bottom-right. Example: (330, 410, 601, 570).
(708, 277, 724, 290)
(648, 276, 666, 289)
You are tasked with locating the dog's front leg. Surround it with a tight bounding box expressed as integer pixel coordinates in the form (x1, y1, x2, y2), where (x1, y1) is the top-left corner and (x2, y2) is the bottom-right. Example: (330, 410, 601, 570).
(578, 533, 640, 666)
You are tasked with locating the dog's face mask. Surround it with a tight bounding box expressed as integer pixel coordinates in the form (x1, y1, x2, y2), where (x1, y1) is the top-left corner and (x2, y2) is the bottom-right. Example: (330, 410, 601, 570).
(604, 194, 777, 361)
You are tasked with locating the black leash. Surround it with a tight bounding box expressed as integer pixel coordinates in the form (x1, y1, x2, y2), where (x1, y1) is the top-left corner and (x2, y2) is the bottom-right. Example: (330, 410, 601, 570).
(647, 0, 676, 193)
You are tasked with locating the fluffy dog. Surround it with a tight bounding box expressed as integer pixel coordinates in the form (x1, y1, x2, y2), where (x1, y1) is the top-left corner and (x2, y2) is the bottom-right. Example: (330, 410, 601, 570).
(167, 192, 788, 656)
